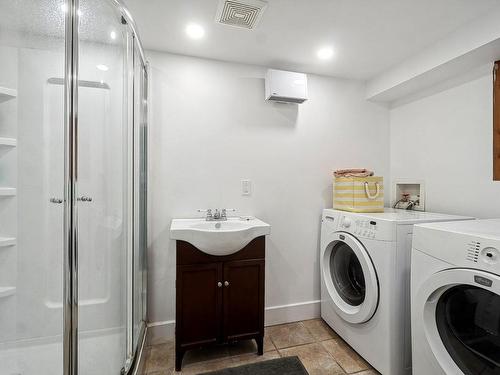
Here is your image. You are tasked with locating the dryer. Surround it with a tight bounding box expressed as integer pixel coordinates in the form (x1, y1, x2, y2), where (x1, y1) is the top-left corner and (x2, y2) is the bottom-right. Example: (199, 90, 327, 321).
(320, 208, 473, 375)
(411, 219, 500, 375)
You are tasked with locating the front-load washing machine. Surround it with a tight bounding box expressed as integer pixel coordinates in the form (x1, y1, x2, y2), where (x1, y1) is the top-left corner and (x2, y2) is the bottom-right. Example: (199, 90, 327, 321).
(411, 219, 500, 375)
(320, 208, 473, 375)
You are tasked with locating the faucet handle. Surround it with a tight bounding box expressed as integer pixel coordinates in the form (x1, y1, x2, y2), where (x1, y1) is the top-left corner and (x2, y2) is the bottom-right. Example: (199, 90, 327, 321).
(197, 208, 213, 219)
(221, 208, 236, 218)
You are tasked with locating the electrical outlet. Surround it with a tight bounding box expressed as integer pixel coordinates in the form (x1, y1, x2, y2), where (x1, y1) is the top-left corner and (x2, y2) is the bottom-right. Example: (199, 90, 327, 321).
(241, 180, 252, 196)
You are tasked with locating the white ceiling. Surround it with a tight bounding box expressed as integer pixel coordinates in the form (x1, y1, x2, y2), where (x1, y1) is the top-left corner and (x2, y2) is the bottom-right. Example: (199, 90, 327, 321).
(123, 0, 500, 80)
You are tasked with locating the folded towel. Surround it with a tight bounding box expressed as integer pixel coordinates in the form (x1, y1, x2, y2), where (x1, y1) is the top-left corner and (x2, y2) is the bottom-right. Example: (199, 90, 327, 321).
(334, 168, 374, 178)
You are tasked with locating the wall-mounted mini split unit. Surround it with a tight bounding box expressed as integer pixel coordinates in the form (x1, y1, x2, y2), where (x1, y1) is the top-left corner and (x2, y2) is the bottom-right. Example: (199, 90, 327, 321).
(265, 69, 308, 104)
(216, 0, 268, 29)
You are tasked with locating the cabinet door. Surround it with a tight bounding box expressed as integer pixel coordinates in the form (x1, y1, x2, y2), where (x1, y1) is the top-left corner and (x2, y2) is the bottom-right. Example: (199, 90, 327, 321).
(177, 263, 222, 348)
(223, 259, 265, 341)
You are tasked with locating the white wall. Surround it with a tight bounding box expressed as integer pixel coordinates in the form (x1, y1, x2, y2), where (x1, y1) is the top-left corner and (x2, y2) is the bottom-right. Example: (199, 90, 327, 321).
(147, 51, 390, 339)
(390, 73, 500, 218)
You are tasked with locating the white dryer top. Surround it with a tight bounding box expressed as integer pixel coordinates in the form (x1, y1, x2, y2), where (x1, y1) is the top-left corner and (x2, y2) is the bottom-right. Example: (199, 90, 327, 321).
(413, 219, 500, 270)
(326, 208, 473, 225)
(416, 219, 500, 240)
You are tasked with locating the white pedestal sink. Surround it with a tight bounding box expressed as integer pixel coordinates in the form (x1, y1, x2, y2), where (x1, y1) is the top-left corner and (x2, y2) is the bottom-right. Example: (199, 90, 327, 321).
(170, 217, 271, 256)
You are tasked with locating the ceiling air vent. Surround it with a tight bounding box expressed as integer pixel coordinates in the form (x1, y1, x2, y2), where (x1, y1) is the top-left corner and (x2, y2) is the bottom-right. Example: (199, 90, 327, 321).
(216, 0, 268, 29)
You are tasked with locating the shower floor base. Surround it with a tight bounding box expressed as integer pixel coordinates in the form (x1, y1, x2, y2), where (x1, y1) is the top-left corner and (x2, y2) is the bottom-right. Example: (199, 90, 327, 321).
(0, 329, 126, 375)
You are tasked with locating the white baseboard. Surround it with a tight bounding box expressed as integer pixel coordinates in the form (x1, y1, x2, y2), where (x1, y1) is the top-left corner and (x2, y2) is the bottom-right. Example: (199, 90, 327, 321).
(264, 300, 321, 326)
(146, 300, 321, 345)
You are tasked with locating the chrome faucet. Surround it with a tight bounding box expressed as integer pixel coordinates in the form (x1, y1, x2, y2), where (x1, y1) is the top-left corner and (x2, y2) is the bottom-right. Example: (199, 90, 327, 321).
(198, 208, 213, 221)
(198, 208, 236, 221)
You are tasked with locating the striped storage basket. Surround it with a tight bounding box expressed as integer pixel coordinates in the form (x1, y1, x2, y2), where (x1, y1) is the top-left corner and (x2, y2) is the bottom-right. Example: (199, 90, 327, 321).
(333, 176, 384, 213)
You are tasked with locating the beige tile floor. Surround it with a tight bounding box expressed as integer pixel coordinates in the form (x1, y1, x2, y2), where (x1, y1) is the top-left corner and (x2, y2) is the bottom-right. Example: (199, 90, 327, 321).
(140, 319, 381, 375)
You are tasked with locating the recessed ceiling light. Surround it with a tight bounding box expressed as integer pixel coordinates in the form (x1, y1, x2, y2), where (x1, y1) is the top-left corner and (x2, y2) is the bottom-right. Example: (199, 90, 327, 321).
(185, 23, 205, 40)
(317, 47, 334, 60)
(96, 64, 109, 71)
(110, 31, 117, 40)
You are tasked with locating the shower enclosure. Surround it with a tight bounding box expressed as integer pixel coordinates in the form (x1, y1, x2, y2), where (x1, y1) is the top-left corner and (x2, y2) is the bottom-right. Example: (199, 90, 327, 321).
(0, 0, 148, 374)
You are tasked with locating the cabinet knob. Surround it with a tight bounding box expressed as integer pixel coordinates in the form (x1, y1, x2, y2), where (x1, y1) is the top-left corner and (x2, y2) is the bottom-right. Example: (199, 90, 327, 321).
(224, 281, 230, 287)
(217, 282, 222, 288)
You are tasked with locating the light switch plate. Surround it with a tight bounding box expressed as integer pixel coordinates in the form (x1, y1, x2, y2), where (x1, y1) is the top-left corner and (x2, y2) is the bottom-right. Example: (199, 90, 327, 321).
(241, 180, 252, 196)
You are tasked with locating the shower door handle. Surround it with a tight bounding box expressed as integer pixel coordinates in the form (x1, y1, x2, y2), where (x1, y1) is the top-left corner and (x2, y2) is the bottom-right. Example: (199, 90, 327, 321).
(77, 196, 93, 202)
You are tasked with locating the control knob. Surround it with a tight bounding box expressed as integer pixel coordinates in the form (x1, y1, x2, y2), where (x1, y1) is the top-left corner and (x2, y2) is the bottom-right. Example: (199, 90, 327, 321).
(343, 217, 352, 228)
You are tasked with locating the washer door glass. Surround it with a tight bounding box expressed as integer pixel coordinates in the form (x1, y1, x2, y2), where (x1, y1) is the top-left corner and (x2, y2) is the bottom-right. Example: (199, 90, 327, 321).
(330, 242, 365, 306)
(436, 285, 500, 375)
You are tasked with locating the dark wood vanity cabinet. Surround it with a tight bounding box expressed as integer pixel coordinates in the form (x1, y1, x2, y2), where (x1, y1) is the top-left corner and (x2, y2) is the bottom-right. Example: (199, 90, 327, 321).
(175, 236, 265, 371)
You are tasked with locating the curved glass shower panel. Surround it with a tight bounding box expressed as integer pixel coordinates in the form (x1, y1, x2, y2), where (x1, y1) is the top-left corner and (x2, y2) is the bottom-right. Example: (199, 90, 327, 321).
(76, 1, 130, 373)
(132, 39, 148, 353)
(0, 1, 66, 375)
(0, 1, 147, 374)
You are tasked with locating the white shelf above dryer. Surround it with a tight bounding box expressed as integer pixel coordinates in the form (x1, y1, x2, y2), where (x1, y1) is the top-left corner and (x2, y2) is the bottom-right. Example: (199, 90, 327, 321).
(0, 87, 17, 103)
(0, 188, 16, 196)
(0, 138, 16, 147)
(0, 287, 16, 298)
(0, 237, 16, 247)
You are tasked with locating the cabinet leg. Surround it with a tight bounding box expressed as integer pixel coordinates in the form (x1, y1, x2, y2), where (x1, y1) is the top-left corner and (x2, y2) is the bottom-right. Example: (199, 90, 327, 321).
(256, 336, 264, 355)
(175, 349, 185, 372)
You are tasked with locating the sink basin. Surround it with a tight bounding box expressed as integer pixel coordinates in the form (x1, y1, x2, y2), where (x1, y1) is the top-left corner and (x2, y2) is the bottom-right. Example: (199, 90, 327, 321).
(170, 217, 271, 256)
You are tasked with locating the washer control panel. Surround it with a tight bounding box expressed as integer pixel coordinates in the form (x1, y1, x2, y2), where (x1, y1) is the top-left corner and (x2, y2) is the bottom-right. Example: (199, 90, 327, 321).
(340, 216, 380, 239)
(481, 247, 499, 264)
(353, 219, 378, 239)
(465, 240, 500, 265)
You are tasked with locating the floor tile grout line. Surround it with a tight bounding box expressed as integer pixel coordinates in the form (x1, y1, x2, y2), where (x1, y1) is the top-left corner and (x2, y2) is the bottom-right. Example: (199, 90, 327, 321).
(273, 338, 316, 351)
(320, 339, 373, 375)
(277, 342, 348, 375)
(318, 339, 350, 374)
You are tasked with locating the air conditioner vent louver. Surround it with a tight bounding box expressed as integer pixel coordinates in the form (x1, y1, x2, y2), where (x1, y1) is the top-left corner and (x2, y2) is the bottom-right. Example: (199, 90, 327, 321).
(216, 0, 268, 29)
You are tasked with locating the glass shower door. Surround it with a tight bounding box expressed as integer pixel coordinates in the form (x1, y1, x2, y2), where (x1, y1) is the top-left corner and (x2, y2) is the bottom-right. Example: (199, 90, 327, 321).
(0, 1, 66, 374)
(0, 1, 147, 374)
(76, 1, 130, 373)
(132, 39, 148, 354)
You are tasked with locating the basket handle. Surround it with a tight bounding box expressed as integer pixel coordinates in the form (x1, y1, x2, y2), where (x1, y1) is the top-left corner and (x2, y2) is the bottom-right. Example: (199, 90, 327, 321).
(364, 182, 380, 200)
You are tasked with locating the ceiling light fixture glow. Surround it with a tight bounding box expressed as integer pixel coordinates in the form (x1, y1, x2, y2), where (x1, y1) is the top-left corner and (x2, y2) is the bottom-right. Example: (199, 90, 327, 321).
(317, 47, 334, 60)
(96, 64, 109, 71)
(110, 31, 117, 40)
(185, 23, 205, 40)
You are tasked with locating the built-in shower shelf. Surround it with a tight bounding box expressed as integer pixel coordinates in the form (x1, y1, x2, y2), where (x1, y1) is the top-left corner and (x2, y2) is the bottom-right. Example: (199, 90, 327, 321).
(0, 188, 16, 196)
(0, 87, 17, 103)
(0, 138, 16, 147)
(0, 287, 16, 298)
(0, 237, 16, 247)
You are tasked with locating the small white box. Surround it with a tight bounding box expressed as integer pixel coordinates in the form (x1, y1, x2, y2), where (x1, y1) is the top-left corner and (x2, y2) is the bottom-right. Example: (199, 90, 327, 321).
(392, 179, 425, 211)
(265, 69, 308, 103)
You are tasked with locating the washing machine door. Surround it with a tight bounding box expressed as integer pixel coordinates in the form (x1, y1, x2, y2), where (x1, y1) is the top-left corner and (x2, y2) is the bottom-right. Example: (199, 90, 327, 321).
(417, 268, 500, 375)
(322, 232, 379, 324)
